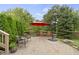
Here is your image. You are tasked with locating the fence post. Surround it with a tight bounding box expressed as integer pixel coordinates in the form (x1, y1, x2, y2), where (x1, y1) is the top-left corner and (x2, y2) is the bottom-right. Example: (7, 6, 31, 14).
(5, 34, 9, 54)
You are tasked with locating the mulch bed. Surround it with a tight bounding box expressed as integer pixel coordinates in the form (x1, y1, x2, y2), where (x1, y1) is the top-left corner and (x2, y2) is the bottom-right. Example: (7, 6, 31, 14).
(0, 47, 5, 55)
(0, 50, 5, 55)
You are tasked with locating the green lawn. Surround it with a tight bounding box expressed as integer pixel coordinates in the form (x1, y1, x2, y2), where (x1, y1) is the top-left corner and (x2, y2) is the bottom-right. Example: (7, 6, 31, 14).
(72, 39, 79, 47)
(58, 35, 79, 48)
(71, 34, 79, 47)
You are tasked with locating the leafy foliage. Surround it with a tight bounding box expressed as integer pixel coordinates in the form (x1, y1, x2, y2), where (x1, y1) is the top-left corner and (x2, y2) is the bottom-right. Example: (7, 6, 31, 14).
(0, 8, 33, 48)
(43, 5, 79, 39)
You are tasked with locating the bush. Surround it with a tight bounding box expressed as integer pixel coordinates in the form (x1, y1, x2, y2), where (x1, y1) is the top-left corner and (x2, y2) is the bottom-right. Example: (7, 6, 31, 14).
(0, 8, 33, 49)
(9, 42, 16, 49)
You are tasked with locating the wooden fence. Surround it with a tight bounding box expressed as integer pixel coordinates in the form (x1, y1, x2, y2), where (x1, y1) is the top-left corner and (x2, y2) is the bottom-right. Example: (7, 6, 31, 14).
(0, 30, 9, 54)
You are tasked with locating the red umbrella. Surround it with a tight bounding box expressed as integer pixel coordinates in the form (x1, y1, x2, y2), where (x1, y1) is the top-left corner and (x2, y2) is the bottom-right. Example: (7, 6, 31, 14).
(31, 22, 49, 26)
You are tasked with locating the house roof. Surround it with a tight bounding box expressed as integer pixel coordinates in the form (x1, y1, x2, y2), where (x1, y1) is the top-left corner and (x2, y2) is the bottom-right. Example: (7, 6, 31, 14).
(31, 22, 49, 26)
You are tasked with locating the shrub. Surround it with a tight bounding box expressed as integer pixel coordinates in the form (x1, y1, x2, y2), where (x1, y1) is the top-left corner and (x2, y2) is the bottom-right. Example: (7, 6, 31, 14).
(0, 8, 33, 49)
(9, 42, 16, 49)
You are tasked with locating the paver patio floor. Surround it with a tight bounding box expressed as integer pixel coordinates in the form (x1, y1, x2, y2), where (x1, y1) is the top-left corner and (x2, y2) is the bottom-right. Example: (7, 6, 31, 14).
(11, 37, 79, 55)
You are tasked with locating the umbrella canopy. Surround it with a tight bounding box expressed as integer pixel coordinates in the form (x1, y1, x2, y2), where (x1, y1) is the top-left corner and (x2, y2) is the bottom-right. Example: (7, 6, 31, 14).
(31, 22, 49, 26)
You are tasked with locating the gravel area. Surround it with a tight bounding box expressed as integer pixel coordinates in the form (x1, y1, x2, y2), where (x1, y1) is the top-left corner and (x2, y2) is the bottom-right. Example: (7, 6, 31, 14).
(11, 37, 79, 55)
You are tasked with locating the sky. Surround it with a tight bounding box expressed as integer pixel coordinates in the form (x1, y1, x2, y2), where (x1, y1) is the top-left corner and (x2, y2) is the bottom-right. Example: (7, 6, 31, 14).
(0, 4, 79, 20)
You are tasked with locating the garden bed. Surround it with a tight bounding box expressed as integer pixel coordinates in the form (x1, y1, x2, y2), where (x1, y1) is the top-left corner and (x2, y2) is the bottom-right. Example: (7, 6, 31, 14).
(61, 39, 79, 50)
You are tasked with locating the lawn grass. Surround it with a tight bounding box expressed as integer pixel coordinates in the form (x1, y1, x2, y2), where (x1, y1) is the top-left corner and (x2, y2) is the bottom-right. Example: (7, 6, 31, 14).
(71, 33, 79, 46)
(58, 35, 79, 49)
(72, 39, 79, 47)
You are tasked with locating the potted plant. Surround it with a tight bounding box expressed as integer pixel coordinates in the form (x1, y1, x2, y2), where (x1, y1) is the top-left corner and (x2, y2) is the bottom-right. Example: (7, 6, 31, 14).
(9, 42, 17, 53)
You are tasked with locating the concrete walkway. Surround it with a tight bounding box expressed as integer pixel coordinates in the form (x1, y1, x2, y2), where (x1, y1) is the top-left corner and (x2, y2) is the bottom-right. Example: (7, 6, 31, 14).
(12, 37, 79, 55)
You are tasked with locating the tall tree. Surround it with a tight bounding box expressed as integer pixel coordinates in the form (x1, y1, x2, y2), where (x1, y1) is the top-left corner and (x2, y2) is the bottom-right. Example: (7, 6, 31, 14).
(43, 5, 78, 39)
